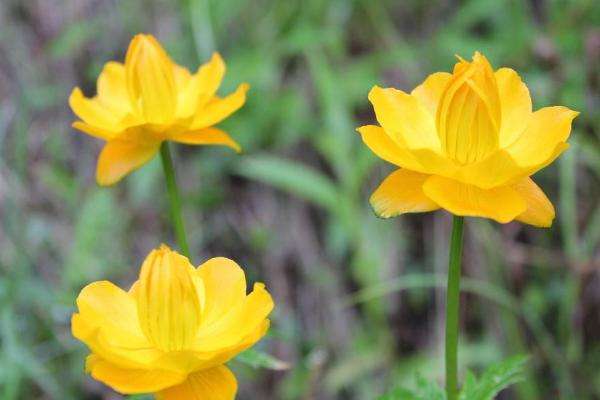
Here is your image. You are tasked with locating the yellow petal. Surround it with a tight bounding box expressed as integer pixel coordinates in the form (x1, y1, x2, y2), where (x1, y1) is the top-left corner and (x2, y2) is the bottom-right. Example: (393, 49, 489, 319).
(85, 355, 186, 394)
(410, 72, 452, 117)
(422, 175, 527, 223)
(173, 65, 192, 91)
(135, 245, 202, 351)
(356, 125, 425, 171)
(193, 283, 273, 353)
(71, 121, 116, 141)
(176, 53, 226, 119)
(125, 34, 177, 124)
(96, 139, 160, 186)
(69, 88, 122, 136)
(436, 52, 500, 164)
(512, 177, 555, 227)
(495, 67, 532, 147)
(368, 86, 441, 152)
(72, 281, 145, 343)
(505, 106, 578, 171)
(191, 83, 249, 130)
(196, 257, 247, 326)
(370, 169, 439, 218)
(172, 127, 241, 153)
(97, 61, 132, 113)
(449, 142, 568, 190)
(156, 365, 237, 400)
(72, 282, 160, 368)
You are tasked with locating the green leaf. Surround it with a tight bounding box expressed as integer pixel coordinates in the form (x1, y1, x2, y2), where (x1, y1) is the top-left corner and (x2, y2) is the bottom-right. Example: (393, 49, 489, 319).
(235, 349, 290, 371)
(234, 155, 338, 210)
(459, 355, 528, 400)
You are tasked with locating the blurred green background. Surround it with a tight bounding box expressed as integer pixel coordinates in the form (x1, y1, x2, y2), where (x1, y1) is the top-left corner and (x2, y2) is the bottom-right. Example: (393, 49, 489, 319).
(1, 0, 599, 399)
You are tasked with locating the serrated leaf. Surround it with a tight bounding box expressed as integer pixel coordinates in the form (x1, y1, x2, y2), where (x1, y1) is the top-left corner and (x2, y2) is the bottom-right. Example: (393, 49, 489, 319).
(459, 355, 528, 400)
(234, 155, 338, 210)
(235, 349, 290, 371)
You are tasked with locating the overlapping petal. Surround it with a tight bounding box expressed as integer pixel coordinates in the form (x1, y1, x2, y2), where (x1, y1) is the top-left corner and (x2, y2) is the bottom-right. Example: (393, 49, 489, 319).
(422, 175, 526, 223)
(411, 72, 451, 117)
(175, 52, 225, 118)
(356, 125, 425, 172)
(135, 246, 202, 351)
(436, 52, 500, 164)
(370, 169, 439, 218)
(85, 355, 186, 394)
(191, 83, 250, 130)
(125, 34, 177, 124)
(368, 86, 441, 152)
(71, 282, 160, 368)
(172, 127, 241, 153)
(96, 138, 160, 186)
(69, 88, 124, 138)
(504, 106, 578, 172)
(495, 67, 532, 147)
(156, 366, 238, 400)
(512, 177, 555, 227)
(193, 282, 273, 353)
(196, 257, 247, 326)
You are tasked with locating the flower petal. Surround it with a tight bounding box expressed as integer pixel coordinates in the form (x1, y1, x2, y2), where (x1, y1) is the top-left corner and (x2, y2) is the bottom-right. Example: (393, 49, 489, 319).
(193, 283, 273, 353)
(85, 355, 186, 394)
(69, 88, 123, 135)
(97, 61, 132, 113)
(356, 125, 425, 171)
(191, 83, 249, 130)
(71, 121, 116, 141)
(410, 72, 452, 117)
(512, 177, 555, 227)
(448, 142, 566, 190)
(71, 282, 159, 368)
(135, 245, 202, 351)
(96, 139, 160, 186)
(423, 175, 527, 223)
(175, 53, 226, 119)
(368, 86, 441, 152)
(156, 365, 237, 400)
(172, 127, 241, 153)
(495, 67, 532, 147)
(370, 169, 439, 218)
(505, 106, 578, 170)
(125, 34, 177, 124)
(436, 53, 500, 164)
(196, 257, 247, 326)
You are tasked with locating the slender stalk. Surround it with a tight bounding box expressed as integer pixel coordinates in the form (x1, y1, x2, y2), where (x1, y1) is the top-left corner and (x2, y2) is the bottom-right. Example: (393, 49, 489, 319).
(445, 216, 464, 400)
(159, 142, 191, 259)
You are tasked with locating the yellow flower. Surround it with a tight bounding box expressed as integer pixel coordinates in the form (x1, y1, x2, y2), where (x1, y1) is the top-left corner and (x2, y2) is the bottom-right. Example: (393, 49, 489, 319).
(72, 245, 273, 399)
(358, 52, 578, 226)
(69, 34, 248, 186)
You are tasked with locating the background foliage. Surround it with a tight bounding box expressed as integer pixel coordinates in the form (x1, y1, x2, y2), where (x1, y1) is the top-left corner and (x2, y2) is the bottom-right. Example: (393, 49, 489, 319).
(1, 0, 599, 399)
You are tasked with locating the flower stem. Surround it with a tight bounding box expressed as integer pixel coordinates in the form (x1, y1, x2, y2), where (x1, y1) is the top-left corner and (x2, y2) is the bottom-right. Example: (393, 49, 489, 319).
(445, 216, 464, 400)
(159, 142, 191, 259)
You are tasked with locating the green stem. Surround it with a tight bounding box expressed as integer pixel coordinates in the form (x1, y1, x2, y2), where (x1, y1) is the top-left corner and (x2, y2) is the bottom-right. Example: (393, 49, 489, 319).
(159, 142, 191, 259)
(445, 216, 464, 400)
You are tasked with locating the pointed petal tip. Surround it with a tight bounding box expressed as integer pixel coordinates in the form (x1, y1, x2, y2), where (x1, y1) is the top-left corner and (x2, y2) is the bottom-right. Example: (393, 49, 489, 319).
(356, 125, 369, 135)
(158, 243, 173, 252)
(210, 51, 224, 63)
(238, 82, 250, 94)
